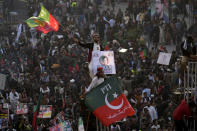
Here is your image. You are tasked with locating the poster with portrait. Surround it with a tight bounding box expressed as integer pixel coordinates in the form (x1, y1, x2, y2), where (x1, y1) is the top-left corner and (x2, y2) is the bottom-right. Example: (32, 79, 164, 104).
(37, 105, 52, 118)
(151, 0, 169, 23)
(0, 73, 6, 90)
(49, 121, 73, 131)
(157, 52, 172, 65)
(0, 103, 9, 129)
(16, 104, 28, 114)
(91, 51, 116, 75)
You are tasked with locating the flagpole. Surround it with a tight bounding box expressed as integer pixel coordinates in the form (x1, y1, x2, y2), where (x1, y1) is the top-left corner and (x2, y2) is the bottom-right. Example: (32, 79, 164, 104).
(86, 111, 91, 131)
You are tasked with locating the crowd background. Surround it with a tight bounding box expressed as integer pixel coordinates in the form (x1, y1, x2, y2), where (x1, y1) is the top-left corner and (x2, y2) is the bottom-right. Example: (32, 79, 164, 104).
(0, 0, 197, 131)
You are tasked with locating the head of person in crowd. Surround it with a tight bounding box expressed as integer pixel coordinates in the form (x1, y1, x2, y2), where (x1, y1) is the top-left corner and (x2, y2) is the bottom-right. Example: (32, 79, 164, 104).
(188, 101, 196, 111)
(92, 33, 100, 43)
(186, 35, 194, 44)
(96, 67, 104, 78)
(155, 0, 163, 16)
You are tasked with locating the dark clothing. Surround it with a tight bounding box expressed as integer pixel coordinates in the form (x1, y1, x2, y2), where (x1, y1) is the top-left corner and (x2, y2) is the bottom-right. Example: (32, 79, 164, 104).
(174, 120, 188, 131)
(152, 26, 160, 43)
(181, 41, 196, 57)
(78, 42, 104, 62)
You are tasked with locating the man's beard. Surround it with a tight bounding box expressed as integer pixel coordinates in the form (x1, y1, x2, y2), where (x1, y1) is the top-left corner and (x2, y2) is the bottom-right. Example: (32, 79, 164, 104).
(94, 40, 99, 43)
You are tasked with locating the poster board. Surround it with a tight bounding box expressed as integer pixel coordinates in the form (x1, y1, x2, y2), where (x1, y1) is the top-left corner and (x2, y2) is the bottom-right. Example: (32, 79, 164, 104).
(49, 121, 73, 131)
(151, 0, 169, 23)
(0, 74, 6, 90)
(91, 51, 116, 75)
(16, 104, 28, 114)
(0, 103, 9, 129)
(37, 105, 52, 118)
(157, 52, 172, 65)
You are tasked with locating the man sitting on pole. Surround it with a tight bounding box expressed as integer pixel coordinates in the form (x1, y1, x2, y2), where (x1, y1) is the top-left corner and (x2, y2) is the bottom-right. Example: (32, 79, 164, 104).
(85, 67, 105, 93)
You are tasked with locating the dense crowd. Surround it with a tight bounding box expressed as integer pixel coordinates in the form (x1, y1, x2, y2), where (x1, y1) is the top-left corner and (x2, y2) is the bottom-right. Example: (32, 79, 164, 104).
(0, 0, 197, 131)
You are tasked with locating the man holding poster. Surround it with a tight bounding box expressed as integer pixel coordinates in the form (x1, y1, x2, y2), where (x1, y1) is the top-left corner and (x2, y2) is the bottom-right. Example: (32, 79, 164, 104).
(73, 33, 104, 79)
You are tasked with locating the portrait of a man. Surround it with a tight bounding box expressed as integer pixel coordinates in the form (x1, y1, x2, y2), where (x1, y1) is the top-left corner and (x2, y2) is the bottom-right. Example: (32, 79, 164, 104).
(152, 0, 169, 23)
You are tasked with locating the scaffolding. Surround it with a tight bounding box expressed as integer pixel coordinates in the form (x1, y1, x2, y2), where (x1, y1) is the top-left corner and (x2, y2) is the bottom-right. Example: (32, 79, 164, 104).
(184, 62, 197, 103)
(183, 61, 197, 131)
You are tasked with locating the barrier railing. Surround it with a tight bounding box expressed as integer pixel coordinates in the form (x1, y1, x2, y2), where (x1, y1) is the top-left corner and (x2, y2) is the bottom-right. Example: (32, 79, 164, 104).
(184, 62, 197, 103)
(184, 115, 196, 131)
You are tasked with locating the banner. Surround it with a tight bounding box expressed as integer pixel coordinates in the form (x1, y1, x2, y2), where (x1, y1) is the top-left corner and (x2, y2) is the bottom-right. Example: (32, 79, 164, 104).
(157, 52, 172, 65)
(91, 51, 116, 75)
(49, 121, 73, 131)
(16, 104, 28, 114)
(0, 73, 6, 90)
(151, 0, 169, 23)
(37, 105, 52, 118)
(0, 103, 9, 129)
(85, 76, 135, 126)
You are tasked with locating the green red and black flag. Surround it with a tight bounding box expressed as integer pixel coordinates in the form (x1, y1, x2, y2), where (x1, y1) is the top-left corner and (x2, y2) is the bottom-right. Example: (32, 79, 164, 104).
(85, 76, 135, 126)
(32, 92, 43, 131)
(140, 49, 147, 60)
(26, 5, 59, 34)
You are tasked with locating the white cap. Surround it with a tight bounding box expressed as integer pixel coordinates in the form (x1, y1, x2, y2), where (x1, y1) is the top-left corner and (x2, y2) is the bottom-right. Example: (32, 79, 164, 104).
(70, 79, 75, 83)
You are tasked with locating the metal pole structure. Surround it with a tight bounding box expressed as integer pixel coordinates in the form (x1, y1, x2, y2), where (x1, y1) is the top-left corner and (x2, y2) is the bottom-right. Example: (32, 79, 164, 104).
(187, 62, 190, 102)
(195, 62, 197, 104)
(96, 118, 99, 131)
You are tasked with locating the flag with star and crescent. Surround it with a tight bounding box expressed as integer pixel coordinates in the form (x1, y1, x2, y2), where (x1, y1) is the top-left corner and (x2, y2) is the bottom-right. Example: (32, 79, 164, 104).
(26, 5, 59, 34)
(85, 76, 135, 126)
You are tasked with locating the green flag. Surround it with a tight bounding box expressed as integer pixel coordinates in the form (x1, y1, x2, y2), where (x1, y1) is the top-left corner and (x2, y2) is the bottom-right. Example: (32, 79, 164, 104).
(85, 76, 135, 126)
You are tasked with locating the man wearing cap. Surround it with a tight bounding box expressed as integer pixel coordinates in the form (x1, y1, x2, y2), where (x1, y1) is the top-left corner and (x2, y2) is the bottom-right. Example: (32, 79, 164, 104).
(85, 67, 105, 93)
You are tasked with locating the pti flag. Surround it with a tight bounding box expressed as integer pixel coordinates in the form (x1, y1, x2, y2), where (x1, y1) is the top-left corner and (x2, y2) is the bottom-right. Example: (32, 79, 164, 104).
(85, 76, 135, 126)
(140, 49, 147, 60)
(26, 5, 59, 34)
(32, 92, 42, 131)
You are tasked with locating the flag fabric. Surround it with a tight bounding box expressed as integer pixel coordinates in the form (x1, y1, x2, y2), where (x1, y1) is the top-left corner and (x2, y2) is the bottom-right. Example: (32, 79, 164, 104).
(32, 92, 43, 131)
(140, 49, 147, 60)
(62, 95, 65, 109)
(78, 117, 85, 131)
(26, 5, 59, 34)
(85, 76, 135, 126)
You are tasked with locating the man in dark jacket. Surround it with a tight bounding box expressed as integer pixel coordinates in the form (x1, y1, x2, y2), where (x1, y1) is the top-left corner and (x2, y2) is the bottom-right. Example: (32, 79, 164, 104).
(73, 33, 104, 62)
(73, 33, 104, 78)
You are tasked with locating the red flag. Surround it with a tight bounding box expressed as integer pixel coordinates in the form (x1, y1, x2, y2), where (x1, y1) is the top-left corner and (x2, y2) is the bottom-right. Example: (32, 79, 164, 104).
(26, 5, 59, 34)
(140, 49, 147, 60)
(85, 76, 135, 126)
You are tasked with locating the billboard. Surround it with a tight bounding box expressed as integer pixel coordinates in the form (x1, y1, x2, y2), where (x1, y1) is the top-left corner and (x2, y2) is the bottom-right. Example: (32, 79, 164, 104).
(151, 0, 169, 23)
